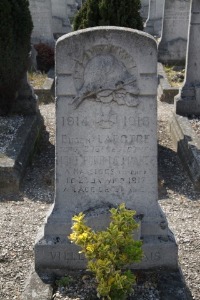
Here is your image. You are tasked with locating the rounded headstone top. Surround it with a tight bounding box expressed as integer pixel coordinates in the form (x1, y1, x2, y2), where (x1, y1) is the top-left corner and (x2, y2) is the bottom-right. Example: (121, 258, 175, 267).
(56, 26, 157, 47)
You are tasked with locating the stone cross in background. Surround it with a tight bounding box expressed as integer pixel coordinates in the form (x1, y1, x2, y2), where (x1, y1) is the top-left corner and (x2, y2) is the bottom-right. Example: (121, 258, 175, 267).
(144, 0, 165, 38)
(35, 27, 177, 273)
(175, 0, 200, 116)
(158, 0, 190, 64)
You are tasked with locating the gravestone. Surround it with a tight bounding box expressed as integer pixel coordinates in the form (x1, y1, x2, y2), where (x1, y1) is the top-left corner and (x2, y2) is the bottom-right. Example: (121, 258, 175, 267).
(140, 0, 150, 21)
(175, 0, 200, 116)
(51, 0, 72, 38)
(66, 0, 79, 20)
(144, 0, 165, 37)
(158, 0, 190, 64)
(35, 27, 177, 272)
(29, 0, 54, 45)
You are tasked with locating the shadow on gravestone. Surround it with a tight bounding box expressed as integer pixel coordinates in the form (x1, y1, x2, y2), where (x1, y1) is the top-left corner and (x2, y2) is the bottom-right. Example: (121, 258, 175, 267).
(11, 73, 39, 115)
(35, 27, 178, 274)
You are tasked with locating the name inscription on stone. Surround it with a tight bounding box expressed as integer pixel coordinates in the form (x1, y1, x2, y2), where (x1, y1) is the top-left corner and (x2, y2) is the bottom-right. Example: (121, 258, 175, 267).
(57, 102, 156, 198)
(49, 251, 161, 263)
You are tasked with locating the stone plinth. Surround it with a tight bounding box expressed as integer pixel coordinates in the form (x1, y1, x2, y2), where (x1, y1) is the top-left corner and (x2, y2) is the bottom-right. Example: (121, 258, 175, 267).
(175, 0, 200, 116)
(35, 27, 177, 273)
(158, 0, 190, 64)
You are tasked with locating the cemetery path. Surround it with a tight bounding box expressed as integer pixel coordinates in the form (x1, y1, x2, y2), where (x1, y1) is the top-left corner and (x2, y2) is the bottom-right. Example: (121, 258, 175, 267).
(0, 101, 199, 300)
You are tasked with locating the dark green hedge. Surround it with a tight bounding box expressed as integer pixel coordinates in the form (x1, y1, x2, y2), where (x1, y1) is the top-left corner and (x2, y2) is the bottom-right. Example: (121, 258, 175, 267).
(0, 0, 33, 115)
(73, 0, 143, 31)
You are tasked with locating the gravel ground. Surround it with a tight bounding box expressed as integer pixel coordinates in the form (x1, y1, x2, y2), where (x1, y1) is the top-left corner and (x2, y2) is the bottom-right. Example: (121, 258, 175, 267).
(0, 115, 24, 153)
(189, 116, 200, 137)
(0, 101, 200, 300)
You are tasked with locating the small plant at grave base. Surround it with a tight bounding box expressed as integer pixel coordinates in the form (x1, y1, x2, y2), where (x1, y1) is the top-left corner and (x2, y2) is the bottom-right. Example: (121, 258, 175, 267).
(164, 65, 185, 87)
(28, 71, 47, 89)
(69, 203, 143, 300)
(55, 275, 73, 287)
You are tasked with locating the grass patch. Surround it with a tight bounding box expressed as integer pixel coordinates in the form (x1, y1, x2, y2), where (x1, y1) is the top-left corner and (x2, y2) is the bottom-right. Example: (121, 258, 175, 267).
(164, 65, 185, 87)
(28, 71, 47, 89)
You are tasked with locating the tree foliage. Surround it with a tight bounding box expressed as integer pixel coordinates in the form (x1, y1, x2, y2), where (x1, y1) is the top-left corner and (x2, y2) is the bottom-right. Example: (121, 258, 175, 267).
(73, 0, 143, 31)
(0, 0, 33, 115)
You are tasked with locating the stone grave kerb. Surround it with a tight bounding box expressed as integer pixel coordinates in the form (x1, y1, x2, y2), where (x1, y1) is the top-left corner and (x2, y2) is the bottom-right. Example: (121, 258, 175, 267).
(35, 27, 178, 273)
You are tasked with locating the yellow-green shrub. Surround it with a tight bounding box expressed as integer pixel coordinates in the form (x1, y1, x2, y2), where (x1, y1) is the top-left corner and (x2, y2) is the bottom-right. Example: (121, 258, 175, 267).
(69, 203, 143, 299)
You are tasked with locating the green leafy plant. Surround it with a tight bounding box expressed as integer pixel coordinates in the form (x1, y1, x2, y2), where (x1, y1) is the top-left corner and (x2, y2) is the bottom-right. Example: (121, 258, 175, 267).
(55, 275, 73, 287)
(69, 203, 143, 300)
(73, 0, 143, 31)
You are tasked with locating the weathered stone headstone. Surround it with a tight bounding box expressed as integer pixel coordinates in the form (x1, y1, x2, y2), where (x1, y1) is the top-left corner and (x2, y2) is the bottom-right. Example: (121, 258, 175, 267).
(66, 0, 79, 20)
(35, 27, 177, 272)
(158, 0, 190, 64)
(140, 0, 150, 21)
(144, 0, 165, 37)
(29, 0, 54, 45)
(175, 0, 200, 116)
(51, 0, 72, 38)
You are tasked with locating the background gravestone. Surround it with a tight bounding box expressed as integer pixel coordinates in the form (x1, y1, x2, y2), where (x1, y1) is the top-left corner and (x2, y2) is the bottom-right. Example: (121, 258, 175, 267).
(175, 0, 200, 116)
(29, 0, 54, 45)
(51, 0, 72, 38)
(35, 27, 177, 272)
(144, 0, 165, 37)
(140, 0, 149, 21)
(66, 0, 79, 20)
(158, 0, 190, 64)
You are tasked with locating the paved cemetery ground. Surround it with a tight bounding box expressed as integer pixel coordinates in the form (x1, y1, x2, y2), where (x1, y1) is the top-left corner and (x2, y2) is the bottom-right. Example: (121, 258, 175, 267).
(0, 100, 200, 299)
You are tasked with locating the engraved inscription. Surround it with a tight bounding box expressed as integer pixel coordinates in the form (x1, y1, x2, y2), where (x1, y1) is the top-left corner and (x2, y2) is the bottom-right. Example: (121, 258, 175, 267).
(143, 252, 161, 262)
(62, 114, 150, 128)
(50, 251, 85, 261)
(58, 104, 156, 195)
(59, 154, 154, 194)
(49, 251, 161, 262)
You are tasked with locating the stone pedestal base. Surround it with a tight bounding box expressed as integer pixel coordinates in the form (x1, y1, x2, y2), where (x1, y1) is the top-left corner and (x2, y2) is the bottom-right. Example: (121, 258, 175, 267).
(35, 230, 177, 274)
(175, 85, 200, 116)
(35, 206, 178, 274)
(158, 38, 187, 65)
